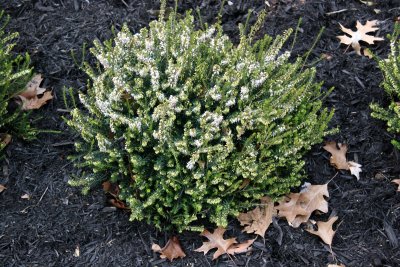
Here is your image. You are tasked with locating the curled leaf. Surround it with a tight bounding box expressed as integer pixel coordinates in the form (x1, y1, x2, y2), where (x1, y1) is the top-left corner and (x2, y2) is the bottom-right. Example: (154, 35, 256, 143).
(323, 142, 349, 170)
(348, 161, 362, 180)
(152, 236, 186, 261)
(0, 184, 6, 193)
(16, 74, 53, 110)
(323, 141, 362, 180)
(392, 179, 400, 192)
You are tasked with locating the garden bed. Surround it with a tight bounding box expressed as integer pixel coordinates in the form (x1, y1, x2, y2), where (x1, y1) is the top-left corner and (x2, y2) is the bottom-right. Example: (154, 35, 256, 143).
(0, 0, 399, 266)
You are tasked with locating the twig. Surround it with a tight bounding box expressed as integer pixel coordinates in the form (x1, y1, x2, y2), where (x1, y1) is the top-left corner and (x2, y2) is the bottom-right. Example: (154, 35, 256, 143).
(57, 108, 71, 113)
(326, 8, 357, 16)
(52, 141, 75, 147)
(37, 186, 49, 205)
(121, 0, 129, 8)
(328, 172, 339, 184)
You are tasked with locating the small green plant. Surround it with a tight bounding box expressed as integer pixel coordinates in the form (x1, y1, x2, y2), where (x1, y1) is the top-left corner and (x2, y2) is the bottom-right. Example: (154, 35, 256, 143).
(370, 23, 400, 149)
(67, 5, 334, 231)
(0, 10, 35, 152)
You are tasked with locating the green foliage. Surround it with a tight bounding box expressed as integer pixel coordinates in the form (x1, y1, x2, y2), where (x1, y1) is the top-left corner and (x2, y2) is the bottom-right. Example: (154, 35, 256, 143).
(0, 10, 35, 152)
(67, 8, 334, 231)
(370, 23, 400, 149)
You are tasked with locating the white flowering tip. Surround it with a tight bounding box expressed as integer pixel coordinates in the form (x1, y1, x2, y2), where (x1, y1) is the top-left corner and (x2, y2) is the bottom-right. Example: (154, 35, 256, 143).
(194, 140, 202, 148)
(211, 115, 224, 127)
(168, 95, 178, 109)
(186, 160, 195, 170)
(189, 128, 197, 137)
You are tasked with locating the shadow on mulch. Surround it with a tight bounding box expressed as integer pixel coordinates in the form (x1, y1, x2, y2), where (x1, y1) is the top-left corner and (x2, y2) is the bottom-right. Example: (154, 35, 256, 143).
(0, 0, 399, 266)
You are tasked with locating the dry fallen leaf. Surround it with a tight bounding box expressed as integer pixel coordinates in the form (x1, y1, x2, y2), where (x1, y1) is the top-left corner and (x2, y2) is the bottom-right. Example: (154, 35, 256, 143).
(19, 74, 46, 98)
(73, 245, 80, 257)
(323, 141, 362, 180)
(226, 238, 255, 255)
(102, 181, 130, 209)
(102, 181, 117, 195)
(19, 91, 53, 110)
(152, 236, 186, 261)
(348, 161, 362, 180)
(0, 184, 6, 193)
(0, 133, 12, 148)
(290, 183, 330, 228)
(21, 193, 31, 200)
(323, 142, 349, 170)
(108, 198, 130, 209)
(194, 227, 237, 260)
(337, 20, 383, 55)
(276, 193, 308, 227)
(373, 9, 381, 14)
(306, 216, 338, 246)
(16, 74, 53, 110)
(327, 264, 345, 267)
(363, 48, 374, 59)
(237, 196, 276, 237)
(321, 53, 333, 61)
(392, 179, 400, 192)
(359, 0, 375, 6)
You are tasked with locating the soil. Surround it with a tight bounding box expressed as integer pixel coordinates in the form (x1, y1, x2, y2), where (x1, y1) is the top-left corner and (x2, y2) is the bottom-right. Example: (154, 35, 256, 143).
(1, 0, 400, 266)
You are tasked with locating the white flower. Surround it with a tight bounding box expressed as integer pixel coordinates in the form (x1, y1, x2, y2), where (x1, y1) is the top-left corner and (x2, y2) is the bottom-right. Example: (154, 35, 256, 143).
(117, 32, 130, 45)
(189, 128, 197, 137)
(194, 139, 202, 148)
(168, 95, 178, 109)
(97, 54, 110, 68)
(186, 160, 195, 170)
(112, 76, 124, 88)
(252, 77, 266, 88)
(211, 115, 224, 127)
(152, 131, 159, 139)
(240, 86, 249, 100)
(226, 99, 235, 107)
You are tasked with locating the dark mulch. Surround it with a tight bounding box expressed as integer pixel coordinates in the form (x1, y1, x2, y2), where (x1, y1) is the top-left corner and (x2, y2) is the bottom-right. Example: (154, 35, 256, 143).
(1, 0, 400, 266)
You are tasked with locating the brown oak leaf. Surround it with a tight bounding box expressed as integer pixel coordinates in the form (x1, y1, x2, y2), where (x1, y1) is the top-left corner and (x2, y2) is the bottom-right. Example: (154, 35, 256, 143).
(194, 227, 237, 260)
(238, 196, 276, 237)
(16, 74, 53, 110)
(102, 181, 129, 209)
(392, 179, 400, 192)
(152, 236, 186, 261)
(290, 183, 330, 228)
(323, 141, 362, 180)
(337, 20, 383, 55)
(0, 184, 6, 193)
(306, 216, 338, 246)
(323, 142, 349, 169)
(226, 238, 255, 255)
(275, 193, 308, 227)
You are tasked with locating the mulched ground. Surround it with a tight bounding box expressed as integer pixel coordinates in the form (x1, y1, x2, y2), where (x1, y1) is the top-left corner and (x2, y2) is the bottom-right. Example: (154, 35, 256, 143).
(1, 0, 400, 266)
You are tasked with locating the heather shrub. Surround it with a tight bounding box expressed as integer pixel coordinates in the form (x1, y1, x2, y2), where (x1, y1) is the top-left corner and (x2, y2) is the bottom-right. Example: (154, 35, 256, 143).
(67, 7, 334, 231)
(0, 10, 34, 152)
(370, 23, 400, 149)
